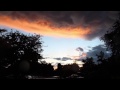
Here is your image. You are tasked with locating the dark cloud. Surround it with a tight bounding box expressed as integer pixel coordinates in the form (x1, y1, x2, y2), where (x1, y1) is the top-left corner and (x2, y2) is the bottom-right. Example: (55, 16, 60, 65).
(76, 47, 84, 52)
(54, 58, 61, 60)
(87, 44, 111, 61)
(0, 11, 119, 40)
(62, 57, 72, 61)
(54, 57, 72, 61)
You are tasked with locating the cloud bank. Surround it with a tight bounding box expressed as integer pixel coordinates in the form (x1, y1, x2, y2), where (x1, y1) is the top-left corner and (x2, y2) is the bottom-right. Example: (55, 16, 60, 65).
(86, 44, 111, 60)
(0, 11, 118, 40)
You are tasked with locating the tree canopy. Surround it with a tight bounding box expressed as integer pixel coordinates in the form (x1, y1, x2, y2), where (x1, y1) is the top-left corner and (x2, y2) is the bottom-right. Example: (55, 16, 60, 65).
(0, 29, 43, 78)
(80, 12, 120, 79)
(101, 12, 120, 56)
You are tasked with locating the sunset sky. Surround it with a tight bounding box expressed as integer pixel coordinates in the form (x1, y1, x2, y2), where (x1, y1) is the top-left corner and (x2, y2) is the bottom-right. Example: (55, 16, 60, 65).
(0, 11, 118, 68)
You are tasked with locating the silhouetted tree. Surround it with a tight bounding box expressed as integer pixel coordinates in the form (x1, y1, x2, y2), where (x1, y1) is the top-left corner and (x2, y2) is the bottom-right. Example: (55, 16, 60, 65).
(56, 63, 63, 77)
(101, 12, 120, 56)
(80, 12, 120, 79)
(96, 51, 107, 64)
(57, 63, 80, 78)
(57, 63, 62, 71)
(99, 12, 120, 78)
(80, 57, 96, 78)
(0, 29, 43, 78)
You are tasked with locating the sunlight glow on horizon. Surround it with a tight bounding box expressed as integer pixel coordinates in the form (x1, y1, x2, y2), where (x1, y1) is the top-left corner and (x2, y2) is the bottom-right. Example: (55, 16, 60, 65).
(40, 58, 84, 70)
(0, 15, 104, 67)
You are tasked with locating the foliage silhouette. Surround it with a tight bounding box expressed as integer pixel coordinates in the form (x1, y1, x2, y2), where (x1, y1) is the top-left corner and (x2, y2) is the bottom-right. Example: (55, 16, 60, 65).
(80, 12, 120, 79)
(30, 61, 54, 77)
(80, 57, 96, 78)
(55, 63, 80, 78)
(0, 29, 43, 79)
(101, 12, 120, 56)
(1, 12, 120, 79)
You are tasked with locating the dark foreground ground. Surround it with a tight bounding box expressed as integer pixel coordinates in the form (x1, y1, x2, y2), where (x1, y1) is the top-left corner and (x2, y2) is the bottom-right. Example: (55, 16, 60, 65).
(25, 75, 84, 79)
(0, 74, 84, 79)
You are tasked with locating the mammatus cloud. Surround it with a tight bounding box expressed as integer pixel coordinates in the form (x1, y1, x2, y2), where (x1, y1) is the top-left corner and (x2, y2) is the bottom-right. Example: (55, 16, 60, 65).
(86, 44, 111, 60)
(0, 11, 118, 40)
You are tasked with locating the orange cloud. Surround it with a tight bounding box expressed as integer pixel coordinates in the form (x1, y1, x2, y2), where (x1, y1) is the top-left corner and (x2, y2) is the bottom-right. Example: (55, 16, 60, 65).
(72, 56, 80, 60)
(72, 53, 87, 60)
(0, 15, 91, 39)
(81, 53, 87, 57)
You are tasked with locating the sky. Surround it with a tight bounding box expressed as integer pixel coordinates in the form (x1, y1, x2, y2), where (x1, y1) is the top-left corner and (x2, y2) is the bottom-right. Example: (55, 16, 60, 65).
(0, 11, 119, 68)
